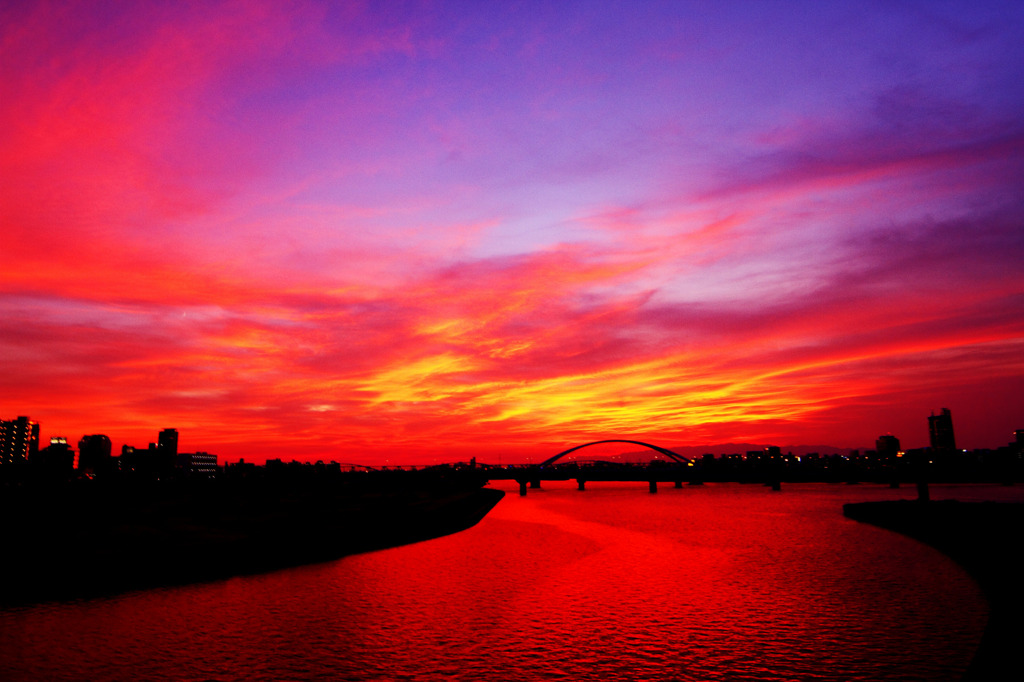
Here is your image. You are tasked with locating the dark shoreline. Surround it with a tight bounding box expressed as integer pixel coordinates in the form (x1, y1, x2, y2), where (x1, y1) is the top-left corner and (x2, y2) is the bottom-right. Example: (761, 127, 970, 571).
(843, 499, 1024, 681)
(0, 479, 505, 607)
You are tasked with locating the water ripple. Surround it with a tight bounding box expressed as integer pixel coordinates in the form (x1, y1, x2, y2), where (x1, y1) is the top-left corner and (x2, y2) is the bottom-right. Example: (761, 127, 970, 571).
(0, 482, 1002, 681)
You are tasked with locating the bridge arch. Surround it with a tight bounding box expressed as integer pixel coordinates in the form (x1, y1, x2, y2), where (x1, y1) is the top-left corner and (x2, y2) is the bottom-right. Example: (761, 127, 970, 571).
(539, 440, 690, 468)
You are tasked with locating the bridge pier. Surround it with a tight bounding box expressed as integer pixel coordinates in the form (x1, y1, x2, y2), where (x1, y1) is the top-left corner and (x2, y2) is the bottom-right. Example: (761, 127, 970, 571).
(674, 480, 682, 488)
(518, 480, 528, 496)
(530, 478, 541, 489)
(649, 480, 657, 493)
(577, 478, 586, 491)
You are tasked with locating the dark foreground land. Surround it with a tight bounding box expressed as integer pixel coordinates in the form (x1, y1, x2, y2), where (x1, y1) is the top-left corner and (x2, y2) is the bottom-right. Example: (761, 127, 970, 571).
(0, 471, 504, 606)
(844, 499, 1024, 682)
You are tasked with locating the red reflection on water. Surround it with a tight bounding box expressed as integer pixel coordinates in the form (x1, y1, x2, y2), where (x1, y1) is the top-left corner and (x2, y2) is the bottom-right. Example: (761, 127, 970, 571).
(0, 482, 999, 681)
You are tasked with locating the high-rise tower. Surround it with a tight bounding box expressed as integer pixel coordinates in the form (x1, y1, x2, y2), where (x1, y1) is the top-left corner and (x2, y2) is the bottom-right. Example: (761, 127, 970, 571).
(157, 428, 178, 457)
(928, 408, 956, 451)
(1, 416, 39, 466)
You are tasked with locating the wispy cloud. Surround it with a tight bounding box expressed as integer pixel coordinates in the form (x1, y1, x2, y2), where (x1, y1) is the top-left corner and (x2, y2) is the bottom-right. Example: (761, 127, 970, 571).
(3, 1, 1023, 460)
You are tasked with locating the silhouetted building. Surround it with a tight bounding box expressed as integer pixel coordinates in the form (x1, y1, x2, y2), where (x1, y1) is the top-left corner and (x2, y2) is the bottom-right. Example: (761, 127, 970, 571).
(928, 408, 957, 451)
(876, 435, 901, 459)
(158, 428, 178, 457)
(78, 434, 113, 475)
(177, 451, 217, 477)
(1, 416, 40, 467)
(35, 437, 75, 474)
(121, 440, 175, 478)
(224, 458, 258, 478)
(120, 428, 179, 478)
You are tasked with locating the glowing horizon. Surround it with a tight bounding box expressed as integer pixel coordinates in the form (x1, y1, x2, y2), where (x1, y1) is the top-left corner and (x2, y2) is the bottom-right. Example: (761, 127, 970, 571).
(3, 1, 1023, 463)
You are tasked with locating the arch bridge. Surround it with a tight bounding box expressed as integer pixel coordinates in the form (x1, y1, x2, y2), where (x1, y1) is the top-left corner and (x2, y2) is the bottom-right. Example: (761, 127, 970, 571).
(539, 440, 691, 468)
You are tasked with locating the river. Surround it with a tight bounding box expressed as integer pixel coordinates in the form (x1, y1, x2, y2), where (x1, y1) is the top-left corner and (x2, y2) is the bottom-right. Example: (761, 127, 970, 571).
(2, 481, 1021, 681)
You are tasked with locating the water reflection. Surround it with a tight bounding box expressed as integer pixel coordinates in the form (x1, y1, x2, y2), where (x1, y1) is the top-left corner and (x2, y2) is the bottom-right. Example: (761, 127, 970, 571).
(3, 482, 1018, 681)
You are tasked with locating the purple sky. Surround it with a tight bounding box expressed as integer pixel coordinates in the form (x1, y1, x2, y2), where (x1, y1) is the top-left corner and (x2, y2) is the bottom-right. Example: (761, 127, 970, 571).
(2, 1, 1023, 462)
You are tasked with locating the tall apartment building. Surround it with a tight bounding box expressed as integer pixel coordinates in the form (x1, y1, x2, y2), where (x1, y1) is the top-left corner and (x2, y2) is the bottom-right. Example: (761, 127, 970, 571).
(1, 416, 40, 466)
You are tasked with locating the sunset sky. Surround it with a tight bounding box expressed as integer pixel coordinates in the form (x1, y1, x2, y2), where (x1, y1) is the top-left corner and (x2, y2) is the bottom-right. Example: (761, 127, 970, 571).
(3, 1, 1023, 464)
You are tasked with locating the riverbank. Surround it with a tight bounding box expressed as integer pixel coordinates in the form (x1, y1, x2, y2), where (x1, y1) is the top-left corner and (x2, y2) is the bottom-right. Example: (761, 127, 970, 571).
(0, 476, 504, 606)
(843, 499, 1024, 681)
